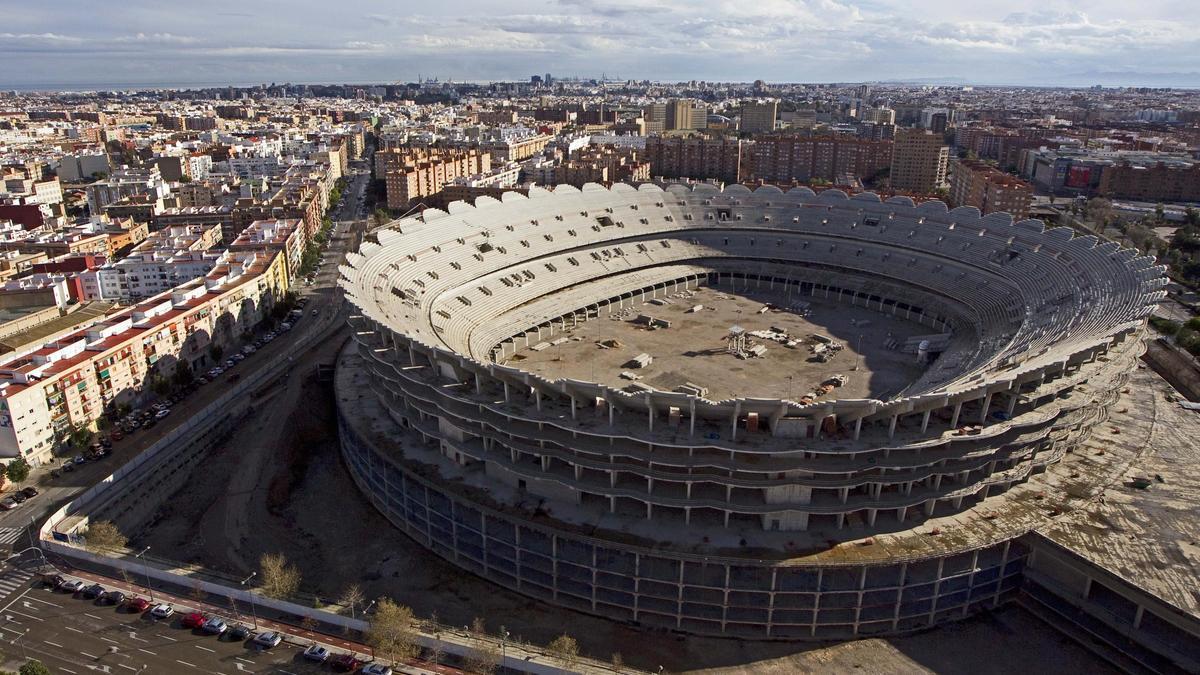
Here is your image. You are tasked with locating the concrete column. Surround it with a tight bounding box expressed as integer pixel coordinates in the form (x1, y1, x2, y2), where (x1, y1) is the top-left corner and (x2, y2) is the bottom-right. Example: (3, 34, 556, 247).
(888, 415, 898, 439)
(535, 389, 541, 411)
(854, 417, 863, 440)
(979, 393, 992, 424)
(570, 396, 576, 419)
(474, 373, 482, 395)
(689, 399, 696, 437)
(731, 401, 741, 441)
(868, 509, 878, 526)
(950, 402, 962, 428)
(1007, 392, 1018, 416)
(503, 381, 510, 402)
(921, 410, 931, 433)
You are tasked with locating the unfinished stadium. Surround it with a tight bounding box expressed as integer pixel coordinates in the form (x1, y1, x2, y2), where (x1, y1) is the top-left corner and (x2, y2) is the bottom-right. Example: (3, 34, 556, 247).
(335, 182, 1170, 640)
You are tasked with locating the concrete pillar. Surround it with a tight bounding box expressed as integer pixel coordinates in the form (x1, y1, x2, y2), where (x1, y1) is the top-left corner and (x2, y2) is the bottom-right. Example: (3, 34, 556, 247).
(888, 415, 898, 439)
(723, 511, 731, 527)
(897, 506, 907, 522)
(689, 399, 696, 437)
(731, 401, 741, 441)
(854, 417, 863, 440)
(474, 372, 482, 395)
(1007, 392, 1018, 416)
(979, 393, 992, 424)
(503, 381, 510, 402)
(921, 410, 931, 433)
(923, 499, 935, 516)
(950, 402, 962, 428)
(535, 389, 541, 411)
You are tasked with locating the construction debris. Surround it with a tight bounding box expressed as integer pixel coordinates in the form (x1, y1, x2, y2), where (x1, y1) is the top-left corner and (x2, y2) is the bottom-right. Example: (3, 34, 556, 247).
(625, 353, 653, 368)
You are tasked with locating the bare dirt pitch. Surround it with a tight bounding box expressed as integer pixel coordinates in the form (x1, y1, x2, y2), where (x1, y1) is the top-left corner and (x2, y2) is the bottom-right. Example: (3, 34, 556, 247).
(127, 332, 1115, 673)
(512, 286, 932, 402)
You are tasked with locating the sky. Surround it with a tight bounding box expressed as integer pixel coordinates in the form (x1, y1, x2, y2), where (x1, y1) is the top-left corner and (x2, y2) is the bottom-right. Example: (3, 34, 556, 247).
(2, 0, 1199, 89)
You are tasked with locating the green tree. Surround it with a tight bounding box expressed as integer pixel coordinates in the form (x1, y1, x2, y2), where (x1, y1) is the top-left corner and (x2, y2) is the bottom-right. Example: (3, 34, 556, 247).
(5, 457, 30, 483)
(172, 360, 194, 387)
(20, 660, 52, 675)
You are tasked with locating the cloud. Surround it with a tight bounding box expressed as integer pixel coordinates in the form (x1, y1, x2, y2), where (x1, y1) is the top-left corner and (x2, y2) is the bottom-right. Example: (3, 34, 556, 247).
(1, 1, 1198, 86)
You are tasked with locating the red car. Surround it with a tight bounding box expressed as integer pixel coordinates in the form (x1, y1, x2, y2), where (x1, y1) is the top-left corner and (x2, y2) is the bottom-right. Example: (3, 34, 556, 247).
(125, 597, 151, 612)
(182, 612, 207, 629)
(330, 654, 364, 672)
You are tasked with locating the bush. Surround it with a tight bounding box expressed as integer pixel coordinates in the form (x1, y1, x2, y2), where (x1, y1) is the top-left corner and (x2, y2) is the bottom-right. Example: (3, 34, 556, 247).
(20, 661, 52, 675)
(84, 520, 128, 552)
(1149, 316, 1181, 336)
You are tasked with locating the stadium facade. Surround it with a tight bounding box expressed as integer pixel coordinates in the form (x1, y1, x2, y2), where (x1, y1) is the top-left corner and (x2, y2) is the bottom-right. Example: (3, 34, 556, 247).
(336, 183, 1166, 639)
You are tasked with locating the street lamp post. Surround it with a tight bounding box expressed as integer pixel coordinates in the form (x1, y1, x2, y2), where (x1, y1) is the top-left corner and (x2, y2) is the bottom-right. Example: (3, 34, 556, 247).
(501, 627, 510, 668)
(135, 546, 154, 602)
(363, 599, 378, 659)
(240, 572, 258, 629)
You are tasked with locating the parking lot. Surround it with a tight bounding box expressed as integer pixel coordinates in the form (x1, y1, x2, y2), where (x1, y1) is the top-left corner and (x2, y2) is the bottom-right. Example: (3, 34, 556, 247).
(0, 554, 438, 675)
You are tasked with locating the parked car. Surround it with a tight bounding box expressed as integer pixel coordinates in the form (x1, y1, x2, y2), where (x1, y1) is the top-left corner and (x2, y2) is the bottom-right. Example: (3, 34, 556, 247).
(125, 596, 151, 613)
(201, 616, 228, 634)
(224, 359, 236, 368)
(60, 579, 86, 593)
(111, 430, 124, 441)
(10, 492, 25, 504)
(21, 487, 37, 498)
(149, 603, 174, 619)
(182, 612, 207, 629)
(73, 455, 86, 465)
(0, 498, 17, 511)
(62, 462, 74, 473)
(39, 573, 64, 588)
(252, 631, 282, 648)
(331, 654, 364, 672)
(154, 409, 171, 420)
(100, 590, 126, 605)
(302, 645, 330, 662)
(81, 583, 105, 599)
(361, 665, 394, 675)
(227, 624, 252, 641)
(99, 437, 113, 449)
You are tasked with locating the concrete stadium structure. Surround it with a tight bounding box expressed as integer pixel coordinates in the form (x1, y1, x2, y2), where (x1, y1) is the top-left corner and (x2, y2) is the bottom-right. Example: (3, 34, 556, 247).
(336, 182, 1167, 639)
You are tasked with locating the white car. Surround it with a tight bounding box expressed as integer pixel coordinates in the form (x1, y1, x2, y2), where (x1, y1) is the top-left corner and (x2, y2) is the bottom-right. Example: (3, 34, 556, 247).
(202, 617, 228, 634)
(154, 409, 171, 420)
(149, 603, 174, 619)
(361, 665, 393, 675)
(60, 579, 86, 593)
(302, 644, 330, 662)
(252, 631, 282, 648)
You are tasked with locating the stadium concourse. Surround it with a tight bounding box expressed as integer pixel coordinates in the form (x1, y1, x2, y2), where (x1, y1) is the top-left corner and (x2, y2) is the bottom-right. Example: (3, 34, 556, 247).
(334, 182, 1172, 642)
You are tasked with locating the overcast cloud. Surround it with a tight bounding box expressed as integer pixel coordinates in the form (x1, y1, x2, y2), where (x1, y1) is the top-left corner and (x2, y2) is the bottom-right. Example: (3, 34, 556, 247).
(3, 0, 1198, 88)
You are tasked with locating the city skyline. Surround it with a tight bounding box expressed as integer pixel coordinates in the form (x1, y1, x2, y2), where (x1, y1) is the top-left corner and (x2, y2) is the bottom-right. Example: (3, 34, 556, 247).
(3, 0, 1200, 89)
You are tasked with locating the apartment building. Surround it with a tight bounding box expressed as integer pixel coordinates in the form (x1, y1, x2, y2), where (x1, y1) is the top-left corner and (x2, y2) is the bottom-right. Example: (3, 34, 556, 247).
(740, 101, 779, 134)
(948, 159, 1033, 219)
(890, 128, 949, 194)
(482, 134, 552, 162)
(0, 243, 291, 465)
(554, 146, 650, 187)
(1098, 160, 1200, 202)
(748, 136, 892, 185)
(384, 149, 491, 208)
(644, 136, 745, 184)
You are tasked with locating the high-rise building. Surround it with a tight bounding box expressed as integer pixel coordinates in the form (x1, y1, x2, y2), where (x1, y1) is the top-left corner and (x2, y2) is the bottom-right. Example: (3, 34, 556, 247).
(644, 136, 745, 183)
(642, 103, 667, 134)
(948, 159, 1033, 219)
(891, 128, 949, 194)
(748, 136, 893, 185)
(740, 100, 778, 134)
